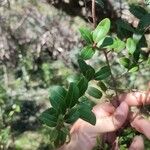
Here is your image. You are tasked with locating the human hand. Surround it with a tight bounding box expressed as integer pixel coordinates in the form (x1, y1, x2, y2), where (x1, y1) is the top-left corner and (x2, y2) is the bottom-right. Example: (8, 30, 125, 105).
(58, 91, 150, 150)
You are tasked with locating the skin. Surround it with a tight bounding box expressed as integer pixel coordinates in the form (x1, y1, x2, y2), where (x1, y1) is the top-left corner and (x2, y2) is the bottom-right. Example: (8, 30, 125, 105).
(58, 91, 150, 150)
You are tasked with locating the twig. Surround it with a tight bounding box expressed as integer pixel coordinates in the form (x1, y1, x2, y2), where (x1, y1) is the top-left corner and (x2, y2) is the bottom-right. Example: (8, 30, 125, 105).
(91, 0, 119, 100)
(103, 50, 119, 101)
(83, 0, 88, 21)
(92, 0, 96, 28)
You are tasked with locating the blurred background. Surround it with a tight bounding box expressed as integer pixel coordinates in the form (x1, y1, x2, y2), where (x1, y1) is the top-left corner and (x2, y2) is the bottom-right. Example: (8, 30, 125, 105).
(0, 0, 149, 149)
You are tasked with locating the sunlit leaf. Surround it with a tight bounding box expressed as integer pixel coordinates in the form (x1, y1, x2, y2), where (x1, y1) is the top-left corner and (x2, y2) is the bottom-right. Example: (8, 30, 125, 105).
(119, 57, 130, 68)
(67, 74, 81, 83)
(129, 65, 138, 73)
(93, 18, 111, 43)
(80, 46, 95, 60)
(132, 34, 142, 44)
(96, 37, 105, 47)
(126, 38, 136, 54)
(79, 28, 93, 44)
(112, 38, 125, 52)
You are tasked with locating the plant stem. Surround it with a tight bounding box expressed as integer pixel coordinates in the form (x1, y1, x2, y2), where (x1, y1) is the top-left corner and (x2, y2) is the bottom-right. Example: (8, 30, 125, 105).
(92, 0, 96, 28)
(103, 50, 119, 101)
(91, 0, 119, 101)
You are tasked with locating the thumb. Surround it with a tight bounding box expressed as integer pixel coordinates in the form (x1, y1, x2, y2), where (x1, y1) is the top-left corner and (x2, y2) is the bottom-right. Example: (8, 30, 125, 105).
(92, 101, 129, 133)
(130, 113, 150, 139)
(128, 135, 144, 150)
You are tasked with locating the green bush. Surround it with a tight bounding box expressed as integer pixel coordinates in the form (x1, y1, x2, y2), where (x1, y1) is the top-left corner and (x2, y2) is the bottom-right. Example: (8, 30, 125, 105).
(40, 8, 150, 147)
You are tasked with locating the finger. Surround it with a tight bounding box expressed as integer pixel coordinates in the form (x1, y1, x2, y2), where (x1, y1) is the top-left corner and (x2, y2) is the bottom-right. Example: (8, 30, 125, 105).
(92, 101, 129, 133)
(102, 131, 116, 144)
(70, 102, 115, 135)
(93, 102, 115, 118)
(57, 132, 94, 150)
(128, 135, 144, 150)
(130, 113, 150, 139)
(116, 91, 150, 106)
(67, 102, 128, 150)
(66, 103, 116, 150)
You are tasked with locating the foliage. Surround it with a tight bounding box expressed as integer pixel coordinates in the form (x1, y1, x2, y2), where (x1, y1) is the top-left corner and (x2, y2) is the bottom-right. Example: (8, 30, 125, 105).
(0, 0, 149, 149)
(0, 85, 21, 149)
(40, 9, 150, 147)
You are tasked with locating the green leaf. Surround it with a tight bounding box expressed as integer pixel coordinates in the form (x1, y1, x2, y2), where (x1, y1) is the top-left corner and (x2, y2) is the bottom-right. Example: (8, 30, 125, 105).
(39, 108, 58, 127)
(65, 82, 79, 108)
(49, 129, 58, 142)
(78, 103, 96, 125)
(77, 77, 88, 97)
(116, 19, 135, 33)
(119, 57, 130, 68)
(0, 86, 7, 101)
(65, 107, 79, 124)
(148, 58, 150, 64)
(129, 5, 147, 19)
(85, 67, 96, 81)
(94, 66, 111, 80)
(49, 86, 67, 113)
(100, 37, 113, 48)
(78, 58, 95, 80)
(96, 37, 105, 47)
(132, 34, 142, 44)
(87, 86, 102, 99)
(78, 58, 90, 74)
(137, 35, 147, 49)
(97, 81, 107, 92)
(54, 129, 67, 146)
(112, 38, 125, 52)
(126, 38, 136, 54)
(134, 35, 147, 62)
(93, 18, 111, 43)
(138, 14, 150, 30)
(133, 48, 140, 62)
(129, 65, 138, 73)
(79, 28, 93, 44)
(67, 74, 81, 83)
(80, 46, 95, 60)
(79, 96, 93, 110)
